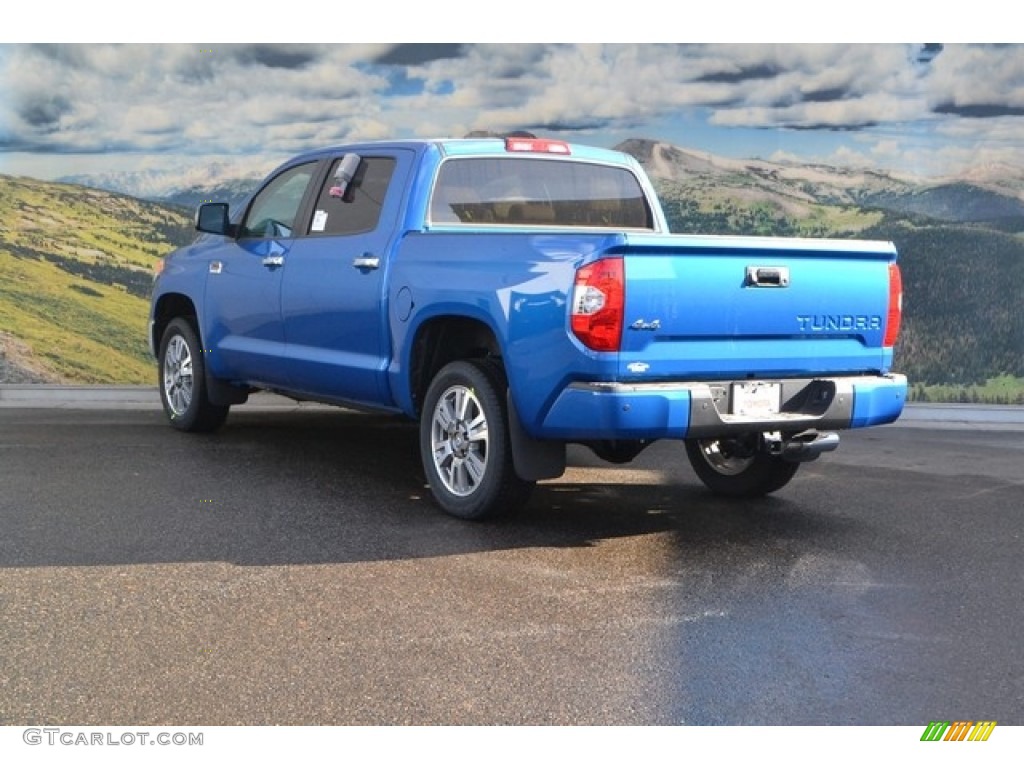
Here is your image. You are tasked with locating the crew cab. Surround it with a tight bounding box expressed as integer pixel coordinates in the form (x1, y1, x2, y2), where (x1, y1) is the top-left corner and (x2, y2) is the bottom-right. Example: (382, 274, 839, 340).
(149, 136, 906, 519)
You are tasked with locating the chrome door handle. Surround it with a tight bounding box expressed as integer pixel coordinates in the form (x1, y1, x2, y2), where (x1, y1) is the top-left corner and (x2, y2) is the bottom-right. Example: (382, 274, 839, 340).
(352, 255, 380, 270)
(262, 255, 285, 268)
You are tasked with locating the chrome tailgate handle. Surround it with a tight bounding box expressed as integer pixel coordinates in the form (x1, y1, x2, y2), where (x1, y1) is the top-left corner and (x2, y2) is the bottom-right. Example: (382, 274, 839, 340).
(746, 265, 789, 287)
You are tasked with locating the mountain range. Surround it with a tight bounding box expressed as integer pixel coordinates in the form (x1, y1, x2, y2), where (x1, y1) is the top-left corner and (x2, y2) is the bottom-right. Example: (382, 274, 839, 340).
(617, 139, 1024, 227)
(59, 161, 266, 209)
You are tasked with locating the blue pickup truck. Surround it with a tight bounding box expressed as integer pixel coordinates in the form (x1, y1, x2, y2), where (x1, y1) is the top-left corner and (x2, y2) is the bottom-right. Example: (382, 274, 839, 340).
(149, 135, 906, 519)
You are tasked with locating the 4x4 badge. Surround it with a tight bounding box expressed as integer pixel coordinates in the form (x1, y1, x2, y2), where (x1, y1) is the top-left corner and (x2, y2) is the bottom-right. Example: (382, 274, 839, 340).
(629, 318, 660, 331)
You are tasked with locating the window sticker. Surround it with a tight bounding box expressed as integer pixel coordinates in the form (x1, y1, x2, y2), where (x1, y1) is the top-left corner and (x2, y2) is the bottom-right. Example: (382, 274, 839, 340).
(312, 209, 328, 232)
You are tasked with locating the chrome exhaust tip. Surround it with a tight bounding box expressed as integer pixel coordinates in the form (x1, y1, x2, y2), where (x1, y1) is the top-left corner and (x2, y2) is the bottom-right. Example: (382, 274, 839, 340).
(764, 431, 840, 462)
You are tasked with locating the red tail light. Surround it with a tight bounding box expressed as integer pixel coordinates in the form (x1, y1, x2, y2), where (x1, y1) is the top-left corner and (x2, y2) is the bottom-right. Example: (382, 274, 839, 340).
(571, 257, 624, 352)
(883, 262, 903, 348)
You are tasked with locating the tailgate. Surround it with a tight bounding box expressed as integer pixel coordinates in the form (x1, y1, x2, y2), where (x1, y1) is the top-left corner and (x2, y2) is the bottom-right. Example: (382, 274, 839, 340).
(616, 233, 898, 380)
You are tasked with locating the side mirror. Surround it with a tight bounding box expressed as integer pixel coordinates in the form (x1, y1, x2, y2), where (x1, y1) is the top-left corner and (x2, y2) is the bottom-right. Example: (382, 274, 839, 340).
(328, 153, 363, 202)
(195, 203, 230, 235)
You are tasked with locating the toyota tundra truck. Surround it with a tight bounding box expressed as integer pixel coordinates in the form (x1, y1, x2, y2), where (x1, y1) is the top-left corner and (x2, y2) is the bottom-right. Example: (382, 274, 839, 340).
(149, 135, 906, 519)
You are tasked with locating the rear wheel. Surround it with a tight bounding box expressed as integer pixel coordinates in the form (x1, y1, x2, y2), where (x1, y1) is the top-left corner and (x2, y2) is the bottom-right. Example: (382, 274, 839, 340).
(158, 318, 229, 433)
(685, 433, 799, 497)
(420, 359, 534, 520)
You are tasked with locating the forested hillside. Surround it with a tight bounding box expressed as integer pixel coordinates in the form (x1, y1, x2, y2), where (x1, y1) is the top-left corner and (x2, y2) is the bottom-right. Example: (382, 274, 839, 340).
(632, 140, 1024, 403)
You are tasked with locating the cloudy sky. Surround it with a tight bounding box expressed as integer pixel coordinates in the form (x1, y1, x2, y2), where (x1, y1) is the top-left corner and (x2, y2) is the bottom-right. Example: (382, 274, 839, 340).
(2, 38, 1023, 190)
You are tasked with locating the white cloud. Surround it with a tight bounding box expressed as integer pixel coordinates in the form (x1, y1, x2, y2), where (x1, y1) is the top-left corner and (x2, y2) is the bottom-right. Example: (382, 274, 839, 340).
(3, 42, 1024, 182)
(927, 44, 1024, 111)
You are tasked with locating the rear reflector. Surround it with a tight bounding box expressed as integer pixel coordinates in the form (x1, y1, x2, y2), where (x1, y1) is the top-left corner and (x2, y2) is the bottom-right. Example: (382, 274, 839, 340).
(883, 262, 903, 348)
(571, 257, 624, 352)
(505, 137, 571, 155)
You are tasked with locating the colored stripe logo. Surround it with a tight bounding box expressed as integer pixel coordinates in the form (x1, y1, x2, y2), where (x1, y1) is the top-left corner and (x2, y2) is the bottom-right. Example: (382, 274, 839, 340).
(921, 721, 996, 741)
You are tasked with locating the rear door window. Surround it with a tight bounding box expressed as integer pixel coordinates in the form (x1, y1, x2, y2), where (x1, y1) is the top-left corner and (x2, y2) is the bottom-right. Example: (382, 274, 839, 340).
(308, 156, 397, 236)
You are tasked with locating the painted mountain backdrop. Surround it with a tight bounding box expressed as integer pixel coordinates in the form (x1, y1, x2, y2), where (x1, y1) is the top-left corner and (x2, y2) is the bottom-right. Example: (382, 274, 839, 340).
(2, 138, 1022, 401)
(622, 139, 1024, 401)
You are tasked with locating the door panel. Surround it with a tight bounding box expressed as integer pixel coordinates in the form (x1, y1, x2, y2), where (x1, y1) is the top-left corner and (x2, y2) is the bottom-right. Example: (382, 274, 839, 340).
(203, 162, 319, 387)
(281, 151, 413, 404)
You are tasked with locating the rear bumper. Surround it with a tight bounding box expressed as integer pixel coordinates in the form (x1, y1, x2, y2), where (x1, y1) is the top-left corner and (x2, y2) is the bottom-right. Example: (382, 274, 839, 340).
(538, 373, 907, 439)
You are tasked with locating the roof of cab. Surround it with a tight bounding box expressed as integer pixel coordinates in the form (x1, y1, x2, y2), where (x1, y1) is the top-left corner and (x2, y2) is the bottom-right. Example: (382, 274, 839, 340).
(284, 137, 633, 166)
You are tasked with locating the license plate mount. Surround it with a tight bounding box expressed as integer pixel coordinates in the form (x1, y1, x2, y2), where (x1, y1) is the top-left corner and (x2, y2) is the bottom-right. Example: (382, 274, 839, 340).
(731, 381, 781, 417)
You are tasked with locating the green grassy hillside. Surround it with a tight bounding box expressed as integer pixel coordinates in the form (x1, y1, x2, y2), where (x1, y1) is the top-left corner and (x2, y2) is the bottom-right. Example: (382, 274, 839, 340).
(657, 178, 885, 238)
(0, 175, 192, 383)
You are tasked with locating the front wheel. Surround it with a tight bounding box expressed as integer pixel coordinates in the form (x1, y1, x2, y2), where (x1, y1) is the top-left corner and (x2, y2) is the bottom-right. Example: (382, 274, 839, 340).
(685, 434, 800, 497)
(158, 318, 229, 433)
(419, 360, 534, 520)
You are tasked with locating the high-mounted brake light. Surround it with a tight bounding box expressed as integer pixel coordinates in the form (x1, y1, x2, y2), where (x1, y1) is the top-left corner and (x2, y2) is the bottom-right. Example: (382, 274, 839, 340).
(883, 262, 903, 348)
(504, 137, 571, 155)
(571, 257, 624, 352)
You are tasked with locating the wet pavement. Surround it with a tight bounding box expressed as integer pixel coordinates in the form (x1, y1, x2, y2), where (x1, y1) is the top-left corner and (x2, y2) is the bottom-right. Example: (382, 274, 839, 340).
(1, 406, 1021, 725)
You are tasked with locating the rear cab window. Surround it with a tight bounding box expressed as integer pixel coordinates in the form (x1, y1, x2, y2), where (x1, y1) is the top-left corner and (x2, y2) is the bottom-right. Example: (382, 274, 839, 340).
(429, 157, 654, 229)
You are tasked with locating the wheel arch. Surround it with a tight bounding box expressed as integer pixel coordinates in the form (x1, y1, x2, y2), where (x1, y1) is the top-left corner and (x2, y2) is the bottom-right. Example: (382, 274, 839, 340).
(407, 314, 503, 418)
(153, 292, 247, 407)
(152, 292, 199, 353)
(406, 314, 566, 483)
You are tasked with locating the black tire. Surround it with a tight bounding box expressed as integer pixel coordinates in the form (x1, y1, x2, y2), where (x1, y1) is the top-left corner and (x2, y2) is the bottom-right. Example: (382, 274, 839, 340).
(158, 318, 229, 433)
(685, 434, 800, 497)
(419, 359, 534, 520)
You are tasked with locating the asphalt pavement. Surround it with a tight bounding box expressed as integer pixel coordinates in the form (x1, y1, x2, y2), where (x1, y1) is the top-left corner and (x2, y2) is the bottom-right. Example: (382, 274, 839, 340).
(0, 390, 1021, 725)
